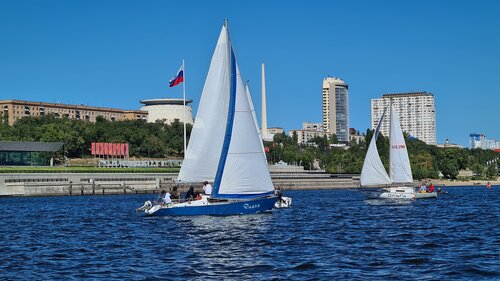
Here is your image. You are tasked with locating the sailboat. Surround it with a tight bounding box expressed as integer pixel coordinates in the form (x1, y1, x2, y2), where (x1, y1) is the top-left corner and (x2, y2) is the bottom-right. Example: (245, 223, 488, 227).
(141, 22, 277, 216)
(360, 101, 419, 199)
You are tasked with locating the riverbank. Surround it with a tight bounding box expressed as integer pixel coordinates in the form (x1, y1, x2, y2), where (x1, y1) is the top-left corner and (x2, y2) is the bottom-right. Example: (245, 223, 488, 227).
(0, 169, 497, 197)
(431, 179, 500, 187)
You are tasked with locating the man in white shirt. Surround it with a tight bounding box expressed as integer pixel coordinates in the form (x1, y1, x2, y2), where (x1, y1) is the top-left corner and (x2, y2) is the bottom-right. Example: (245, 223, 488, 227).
(203, 181, 212, 195)
(163, 192, 172, 205)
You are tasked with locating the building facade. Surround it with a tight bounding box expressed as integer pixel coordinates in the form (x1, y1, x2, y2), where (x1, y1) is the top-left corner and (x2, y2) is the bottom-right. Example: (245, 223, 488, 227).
(288, 129, 330, 145)
(322, 77, 349, 143)
(140, 98, 193, 125)
(302, 122, 323, 131)
(470, 133, 500, 149)
(371, 92, 436, 145)
(0, 100, 147, 126)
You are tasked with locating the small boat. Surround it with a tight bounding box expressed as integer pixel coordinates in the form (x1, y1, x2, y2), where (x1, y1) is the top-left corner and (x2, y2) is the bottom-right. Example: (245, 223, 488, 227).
(140, 21, 276, 216)
(415, 192, 438, 199)
(359, 101, 434, 200)
(275, 196, 292, 208)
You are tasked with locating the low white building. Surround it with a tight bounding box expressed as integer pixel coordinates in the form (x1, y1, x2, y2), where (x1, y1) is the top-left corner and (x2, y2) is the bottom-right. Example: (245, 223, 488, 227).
(140, 98, 193, 124)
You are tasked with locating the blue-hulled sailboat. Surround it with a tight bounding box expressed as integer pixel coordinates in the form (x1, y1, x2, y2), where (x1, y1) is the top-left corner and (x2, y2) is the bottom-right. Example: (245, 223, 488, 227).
(141, 21, 277, 216)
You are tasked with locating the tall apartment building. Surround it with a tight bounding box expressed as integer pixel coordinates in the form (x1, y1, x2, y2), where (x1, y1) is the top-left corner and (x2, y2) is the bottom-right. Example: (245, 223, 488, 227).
(322, 77, 349, 143)
(0, 99, 147, 126)
(371, 92, 436, 145)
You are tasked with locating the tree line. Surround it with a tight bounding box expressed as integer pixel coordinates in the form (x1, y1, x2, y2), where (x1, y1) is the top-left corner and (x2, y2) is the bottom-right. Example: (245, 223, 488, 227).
(266, 131, 499, 180)
(0, 115, 498, 180)
(0, 115, 191, 159)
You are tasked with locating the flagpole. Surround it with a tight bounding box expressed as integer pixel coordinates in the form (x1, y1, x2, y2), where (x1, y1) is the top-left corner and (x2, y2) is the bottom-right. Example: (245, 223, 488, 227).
(182, 59, 187, 156)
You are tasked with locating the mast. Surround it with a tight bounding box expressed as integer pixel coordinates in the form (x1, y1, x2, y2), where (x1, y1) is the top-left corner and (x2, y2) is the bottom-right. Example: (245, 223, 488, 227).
(389, 98, 393, 181)
(182, 59, 187, 156)
(261, 63, 268, 140)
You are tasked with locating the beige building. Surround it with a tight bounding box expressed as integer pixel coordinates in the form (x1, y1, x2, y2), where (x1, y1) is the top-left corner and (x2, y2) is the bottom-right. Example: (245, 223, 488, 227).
(288, 129, 330, 145)
(140, 98, 193, 124)
(0, 99, 147, 126)
(371, 92, 436, 145)
(322, 77, 349, 143)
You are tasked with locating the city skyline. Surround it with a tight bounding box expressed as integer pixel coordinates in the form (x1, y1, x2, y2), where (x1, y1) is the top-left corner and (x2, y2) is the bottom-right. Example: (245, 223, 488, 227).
(1, 0, 499, 147)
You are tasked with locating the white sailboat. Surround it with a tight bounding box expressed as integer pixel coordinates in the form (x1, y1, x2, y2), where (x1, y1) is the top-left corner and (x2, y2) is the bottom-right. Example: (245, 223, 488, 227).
(141, 21, 276, 216)
(360, 102, 419, 199)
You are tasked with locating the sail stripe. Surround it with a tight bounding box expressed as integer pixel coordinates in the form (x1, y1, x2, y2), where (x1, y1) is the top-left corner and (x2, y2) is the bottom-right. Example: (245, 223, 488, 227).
(211, 47, 237, 198)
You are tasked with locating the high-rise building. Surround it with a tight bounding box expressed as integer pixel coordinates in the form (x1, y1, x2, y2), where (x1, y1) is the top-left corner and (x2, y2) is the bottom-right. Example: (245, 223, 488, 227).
(371, 92, 436, 145)
(322, 77, 349, 143)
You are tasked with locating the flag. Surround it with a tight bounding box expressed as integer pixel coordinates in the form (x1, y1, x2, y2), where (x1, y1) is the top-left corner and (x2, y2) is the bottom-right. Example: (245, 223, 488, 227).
(169, 65, 184, 87)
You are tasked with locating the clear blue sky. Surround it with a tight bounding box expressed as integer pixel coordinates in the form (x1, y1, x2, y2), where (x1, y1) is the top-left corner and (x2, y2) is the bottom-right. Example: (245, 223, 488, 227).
(1, 0, 499, 147)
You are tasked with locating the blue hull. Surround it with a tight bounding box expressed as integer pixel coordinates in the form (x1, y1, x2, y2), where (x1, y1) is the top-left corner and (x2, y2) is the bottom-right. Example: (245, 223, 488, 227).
(147, 196, 277, 216)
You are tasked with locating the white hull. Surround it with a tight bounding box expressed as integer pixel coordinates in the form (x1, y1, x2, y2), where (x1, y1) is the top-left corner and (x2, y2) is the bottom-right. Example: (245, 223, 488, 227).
(275, 196, 292, 208)
(415, 192, 438, 199)
(363, 187, 416, 200)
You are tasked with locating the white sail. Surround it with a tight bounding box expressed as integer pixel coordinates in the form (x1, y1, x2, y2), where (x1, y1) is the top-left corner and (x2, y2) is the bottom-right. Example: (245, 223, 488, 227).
(246, 84, 266, 154)
(360, 107, 391, 186)
(177, 26, 230, 183)
(216, 61, 274, 197)
(389, 104, 413, 183)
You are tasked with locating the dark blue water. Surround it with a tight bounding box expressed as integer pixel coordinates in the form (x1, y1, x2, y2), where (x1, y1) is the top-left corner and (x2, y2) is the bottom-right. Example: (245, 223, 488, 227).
(1, 186, 499, 280)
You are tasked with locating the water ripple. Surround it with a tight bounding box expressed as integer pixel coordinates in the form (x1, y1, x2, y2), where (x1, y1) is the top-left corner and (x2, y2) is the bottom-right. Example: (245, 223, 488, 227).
(0, 186, 499, 279)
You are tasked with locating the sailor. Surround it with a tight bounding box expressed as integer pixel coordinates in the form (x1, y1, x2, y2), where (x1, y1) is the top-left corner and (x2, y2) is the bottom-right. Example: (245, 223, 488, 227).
(203, 181, 212, 195)
(162, 191, 172, 206)
(171, 186, 180, 201)
(418, 184, 427, 193)
(428, 182, 435, 193)
(185, 186, 195, 201)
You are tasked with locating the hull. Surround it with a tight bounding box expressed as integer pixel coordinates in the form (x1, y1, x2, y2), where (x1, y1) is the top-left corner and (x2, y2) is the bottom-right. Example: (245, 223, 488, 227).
(363, 187, 416, 200)
(415, 192, 438, 199)
(145, 196, 277, 216)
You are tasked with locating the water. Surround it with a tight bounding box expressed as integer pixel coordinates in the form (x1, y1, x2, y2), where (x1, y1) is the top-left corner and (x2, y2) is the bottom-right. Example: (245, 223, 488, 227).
(0, 186, 498, 280)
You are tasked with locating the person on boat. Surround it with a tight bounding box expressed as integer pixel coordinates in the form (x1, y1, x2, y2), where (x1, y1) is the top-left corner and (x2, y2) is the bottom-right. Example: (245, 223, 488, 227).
(194, 191, 202, 200)
(171, 186, 180, 201)
(155, 190, 166, 204)
(203, 181, 212, 195)
(418, 184, 427, 193)
(428, 182, 435, 193)
(162, 191, 172, 206)
(487, 181, 491, 189)
(185, 186, 195, 201)
(275, 185, 283, 200)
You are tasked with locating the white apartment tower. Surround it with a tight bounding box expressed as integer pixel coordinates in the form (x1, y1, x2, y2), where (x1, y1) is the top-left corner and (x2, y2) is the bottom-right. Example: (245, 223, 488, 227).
(322, 77, 349, 143)
(371, 92, 436, 145)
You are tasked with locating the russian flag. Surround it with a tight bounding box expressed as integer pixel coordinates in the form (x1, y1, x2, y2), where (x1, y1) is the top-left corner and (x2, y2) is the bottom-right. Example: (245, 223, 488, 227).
(169, 65, 184, 87)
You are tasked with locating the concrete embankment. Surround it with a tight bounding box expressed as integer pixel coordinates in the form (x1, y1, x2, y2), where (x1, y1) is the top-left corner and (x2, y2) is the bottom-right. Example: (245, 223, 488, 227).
(0, 171, 361, 197)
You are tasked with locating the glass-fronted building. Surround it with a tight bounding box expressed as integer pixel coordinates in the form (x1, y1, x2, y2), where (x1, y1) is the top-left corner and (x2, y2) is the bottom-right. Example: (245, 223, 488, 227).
(0, 141, 63, 166)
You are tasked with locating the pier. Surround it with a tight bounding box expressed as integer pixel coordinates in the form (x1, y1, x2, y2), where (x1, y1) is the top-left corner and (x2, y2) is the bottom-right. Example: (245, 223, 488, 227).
(0, 166, 360, 197)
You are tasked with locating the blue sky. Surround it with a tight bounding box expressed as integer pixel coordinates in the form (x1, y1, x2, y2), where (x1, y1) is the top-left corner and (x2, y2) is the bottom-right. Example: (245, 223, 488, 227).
(1, 0, 499, 147)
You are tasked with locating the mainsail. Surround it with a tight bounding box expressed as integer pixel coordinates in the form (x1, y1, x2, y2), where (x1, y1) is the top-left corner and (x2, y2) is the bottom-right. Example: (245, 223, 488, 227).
(177, 26, 230, 183)
(360, 107, 391, 186)
(389, 104, 413, 183)
(179, 23, 274, 198)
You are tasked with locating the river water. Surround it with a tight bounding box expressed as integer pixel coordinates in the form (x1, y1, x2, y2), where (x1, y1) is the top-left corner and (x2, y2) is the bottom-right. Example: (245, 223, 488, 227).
(0, 186, 498, 280)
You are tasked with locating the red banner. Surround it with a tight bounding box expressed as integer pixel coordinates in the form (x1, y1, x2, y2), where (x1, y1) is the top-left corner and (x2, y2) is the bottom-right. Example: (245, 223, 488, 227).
(91, 143, 95, 155)
(125, 143, 129, 157)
